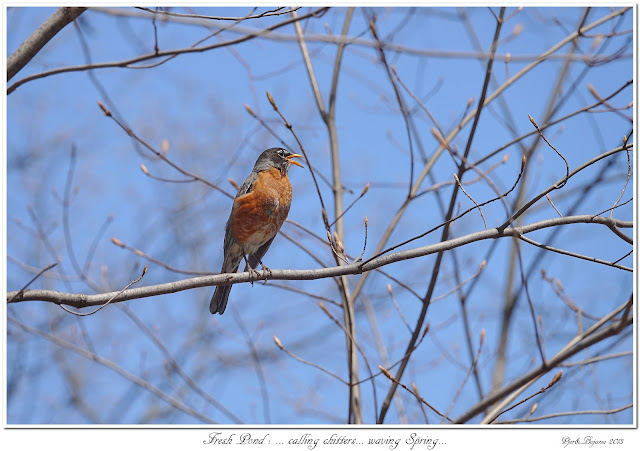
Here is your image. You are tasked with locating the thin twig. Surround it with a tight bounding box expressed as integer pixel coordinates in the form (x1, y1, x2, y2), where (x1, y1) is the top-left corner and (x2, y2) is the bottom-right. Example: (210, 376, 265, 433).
(591, 197, 633, 218)
(545, 194, 563, 217)
(487, 371, 563, 423)
(431, 260, 487, 304)
(612, 250, 633, 265)
(8, 256, 77, 282)
(329, 184, 370, 228)
(378, 365, 453, 423)
(317, 302, 379, 419)
(273, 336, 348, 385)
(346, 12, 632, 329)
(8, 262, 58, 303)
(377, 10, 508, 424)
(97, 100, 232, 198)
(111, 237, 212, 275)
(609, 147, 631, 218)
(265, 92, 329, 227)
(366, 154, 526, 264)
(8, 316, 216, 423)
(8, 7, 331, 94)
(120, 304, 243, 423)
(82, 214, 113, 276)
(386, 284, 413, 333)
(444, 329, 486, 422)
(512, 234, 546, 364)
(57, 265, 147, 317)
(292, 9, 326, 115)
(528, 115, 570, 188)
(62, 144, 83, 276)
(369, 17, 415, 195)
(498, 145, 628, 231)
(355, 323, 430, 387)
(465, 296, 632, 424)
(231, 309, 271, 423)
(136, 6, 301, 22)
(497, 403, 632, 424)
(560, 350, 631, 367)
(474, 81, 632, 168)
(521, 236, 632, 272)
(541, 269, 619, 323)
(89, 7, 631, 64)
(139, 163, 197, 183)
(151, 8, 159, 53)
(355, 217, 368, 263)
(454, 173, 487, 229)
(277, 8, 362, 422)
(133, 9, 258, 70)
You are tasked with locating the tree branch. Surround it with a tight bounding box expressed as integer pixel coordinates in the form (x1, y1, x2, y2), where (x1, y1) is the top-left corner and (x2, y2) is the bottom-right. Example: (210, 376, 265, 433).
(455, 301, 632, 424)
(7, 7, 87, 80)
(8, 215, 631, 308)
(8, 7, 330, 94)
(8, 316, 216, 423)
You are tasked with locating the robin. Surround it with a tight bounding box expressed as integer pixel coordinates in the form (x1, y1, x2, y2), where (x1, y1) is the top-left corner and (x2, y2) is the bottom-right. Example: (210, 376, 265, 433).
(209, 147, 304, 315)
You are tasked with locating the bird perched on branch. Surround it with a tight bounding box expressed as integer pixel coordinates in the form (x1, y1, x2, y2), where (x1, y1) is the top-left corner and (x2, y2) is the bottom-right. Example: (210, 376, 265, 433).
(210, 147, 304, 315)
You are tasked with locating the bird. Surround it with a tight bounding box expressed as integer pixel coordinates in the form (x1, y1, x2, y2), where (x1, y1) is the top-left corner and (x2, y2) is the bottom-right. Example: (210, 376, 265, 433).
(209, 147, 304, 315)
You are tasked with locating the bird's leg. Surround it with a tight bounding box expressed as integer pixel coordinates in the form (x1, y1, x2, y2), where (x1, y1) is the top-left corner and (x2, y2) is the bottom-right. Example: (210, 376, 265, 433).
(243, 255, 260, 286)
(253, 256, 272, 285)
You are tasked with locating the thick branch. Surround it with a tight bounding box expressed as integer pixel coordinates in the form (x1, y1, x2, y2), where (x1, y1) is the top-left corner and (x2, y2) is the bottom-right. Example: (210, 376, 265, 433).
(455, 301, 633, 423)
(7, 7, 87, 80)
(8, 215, 631, 307)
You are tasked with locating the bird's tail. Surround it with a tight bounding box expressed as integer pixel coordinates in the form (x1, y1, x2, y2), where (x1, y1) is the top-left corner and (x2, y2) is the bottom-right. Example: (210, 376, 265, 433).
(209, 284, 232, 315)
(210, 258, 241, 315)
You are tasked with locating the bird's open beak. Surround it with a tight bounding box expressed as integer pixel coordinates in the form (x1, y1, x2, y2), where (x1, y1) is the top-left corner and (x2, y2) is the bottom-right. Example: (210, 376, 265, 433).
(286, 153, 304, 168)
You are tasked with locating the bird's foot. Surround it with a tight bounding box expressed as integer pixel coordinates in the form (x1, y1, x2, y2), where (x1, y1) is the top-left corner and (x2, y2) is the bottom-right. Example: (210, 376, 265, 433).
(243, 256, 259, 286)
(260, 264, 272, 285)
(249, 266, 263, 286)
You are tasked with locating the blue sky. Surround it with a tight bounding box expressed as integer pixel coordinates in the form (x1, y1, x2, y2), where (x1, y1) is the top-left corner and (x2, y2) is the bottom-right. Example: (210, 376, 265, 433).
(5, 6, 634, 426)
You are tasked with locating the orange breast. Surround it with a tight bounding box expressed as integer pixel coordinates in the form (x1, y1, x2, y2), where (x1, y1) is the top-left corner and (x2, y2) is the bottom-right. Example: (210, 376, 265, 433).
(230, 167, 292, 252)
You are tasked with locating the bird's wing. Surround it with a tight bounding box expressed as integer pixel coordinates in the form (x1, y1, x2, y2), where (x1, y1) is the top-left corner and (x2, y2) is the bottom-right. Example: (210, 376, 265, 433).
(222, 171, 258, 256)
(235, 171, 258, 197)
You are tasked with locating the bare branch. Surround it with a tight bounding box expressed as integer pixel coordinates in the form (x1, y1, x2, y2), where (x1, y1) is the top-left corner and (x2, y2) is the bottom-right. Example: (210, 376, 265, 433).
(120, 305, 243, 423)
(7, 7, 87, 80)
(8, 7, 330, 94)
(7, 262, 58, 303)
(90, 7, 633, 63)
(378, 365, 453, 423)
(135, 6, 302, 22)
(57, 265, 147, 317)
(488, 370, 563, 423)
(497, 403, 632, 424)
(8, 316, 217, 424)
(273, 336, 348, 385)
(8, 215, 631, 308)
(455, 298, 632, 424)
(523, 237, 632, 272)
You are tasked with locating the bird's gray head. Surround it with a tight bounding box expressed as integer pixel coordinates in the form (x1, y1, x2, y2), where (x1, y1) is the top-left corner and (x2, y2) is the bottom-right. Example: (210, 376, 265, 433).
(253, 147, 304, 173)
